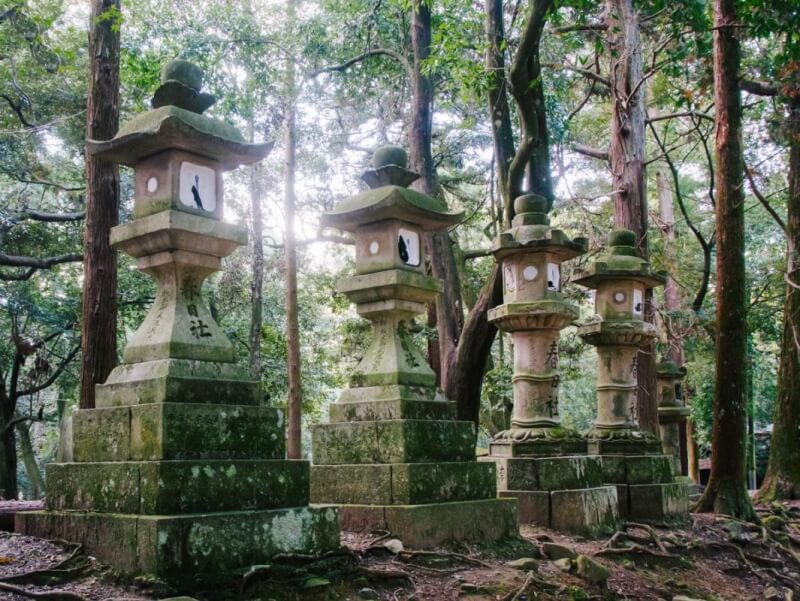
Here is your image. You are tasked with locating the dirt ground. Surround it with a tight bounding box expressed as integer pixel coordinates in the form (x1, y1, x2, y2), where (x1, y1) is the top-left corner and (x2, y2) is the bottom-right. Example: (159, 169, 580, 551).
(1, 503, 799, 601)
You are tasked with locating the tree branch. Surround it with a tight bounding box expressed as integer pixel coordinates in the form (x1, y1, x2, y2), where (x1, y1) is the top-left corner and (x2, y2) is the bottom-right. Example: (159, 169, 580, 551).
(554, 22, 606, 34)
(17, 210, 85, 223)
(308, 48, 411, 79)
(0, 253, 83, 280)
(571, 144, 609, 161)
(542, 63, 610, 87)
(740, 79, 779, 97)
(646, 110, 714, 124)
(745, 166, 787, 234)
(17, 343, 80, 399)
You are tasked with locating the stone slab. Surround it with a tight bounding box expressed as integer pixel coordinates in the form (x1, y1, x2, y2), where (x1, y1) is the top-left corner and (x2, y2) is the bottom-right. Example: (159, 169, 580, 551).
(46, 460, 309, 514)
(598, 455, 673, 485)
(499, 490, 550, 526)
(311, 419, 476, 465)
(16, 506, 340, 581)
(628, 482, 689, 521)
(310, 462, 496, 505)
(96, 359, 260, 407)
(329, 399, 455, 423)
(586, 438, 662, 455)
(73, 404, 284, 462)
(335, 498, 518, 548)
(486, 456, 603, 492)
(550, 486, 619, 538)
(488, 438, 587, 458)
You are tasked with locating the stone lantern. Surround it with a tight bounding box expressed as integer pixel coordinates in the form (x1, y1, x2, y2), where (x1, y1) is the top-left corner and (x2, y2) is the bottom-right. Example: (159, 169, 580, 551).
(656, 360, 689, 476)
(481, 194, 619, 537)
(17, 60, 340, 581)
(310, 146, 517, 547)
(575, 229, 688, 520)
(574, 229, 665, 449)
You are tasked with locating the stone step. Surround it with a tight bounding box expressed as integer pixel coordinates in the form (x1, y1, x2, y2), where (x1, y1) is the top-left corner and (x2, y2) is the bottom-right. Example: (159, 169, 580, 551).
(587, 438, 663, 455)
(95, 359, 261, 407)
(329, 398, 455, 423)
(499, 486, 619, 538)
(488, 438, 587, 458)
(336, 498, 517, 549)
(16, 506, 340, 582)
(599, 454, 674, 485)
(73, 403, 284, 462)
(45, 460, 309, 515)
(311, 419, 476, 465)
(311, 462, 496, 505)
(485, 455, 604, 492)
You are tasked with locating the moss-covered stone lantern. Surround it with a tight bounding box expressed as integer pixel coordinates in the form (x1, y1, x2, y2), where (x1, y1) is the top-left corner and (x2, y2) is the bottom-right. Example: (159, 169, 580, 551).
(480, 195, 619, 537)
(575, 230, 689, 521)
(17, 59, 340, 582)
(574, 229, 666, 451)
(310, 146, 518, 547)
(656, 360, 689, 476)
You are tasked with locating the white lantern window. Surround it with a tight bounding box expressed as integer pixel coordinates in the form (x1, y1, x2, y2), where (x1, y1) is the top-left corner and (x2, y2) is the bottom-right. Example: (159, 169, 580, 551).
(633, 288, 644, 316)
(179, 162, 216, 212)
(397, 228, 420, 266)
(546, 263, 560, 291)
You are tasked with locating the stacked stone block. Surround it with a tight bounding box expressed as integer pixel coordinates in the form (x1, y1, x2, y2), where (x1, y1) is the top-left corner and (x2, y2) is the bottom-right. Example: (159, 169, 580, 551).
(575, 230, 689, 521)
(16, 60, 339, 581)
(480, 194, 619, 537)
(310, 146, 517, 547)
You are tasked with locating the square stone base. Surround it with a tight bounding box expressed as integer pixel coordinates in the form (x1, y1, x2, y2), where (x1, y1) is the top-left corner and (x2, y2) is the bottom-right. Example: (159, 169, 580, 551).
(628, 482, 690, 521)
(16, 506, 340, 582)
(499, 486, 619, 538)
(311, 462, 495, 505)
(586, 438, 662, 455)
(489, 438, 587, 458)
(482, 455, 604, 491)
(335, 498, 518, 548)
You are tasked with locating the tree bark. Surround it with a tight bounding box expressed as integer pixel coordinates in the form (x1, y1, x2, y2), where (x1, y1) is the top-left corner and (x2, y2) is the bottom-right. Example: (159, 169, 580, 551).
(606, 0, 658, 434)
(284, 0, 302, 459)
(756, 98, 800, 502)
(408, 0, 465, 391)
(694, 0, 757, 520)
(248, 123, 264, 381)
(16, 421, 44, 499)
(79, 0, 120, 410)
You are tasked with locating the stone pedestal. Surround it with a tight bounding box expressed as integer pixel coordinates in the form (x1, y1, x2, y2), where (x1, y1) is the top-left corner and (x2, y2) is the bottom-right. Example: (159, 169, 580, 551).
(310, 147, 517, 547)
(657, 360, 690, 476)
(480, 195, 619, 538)
(575, 230, 689, 522)
(16, 60, 339, 582)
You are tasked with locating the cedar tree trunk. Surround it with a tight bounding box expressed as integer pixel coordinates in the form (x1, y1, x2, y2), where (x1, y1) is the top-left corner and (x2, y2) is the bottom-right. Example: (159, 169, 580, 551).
(80, 0, 120, 409)
(694, 0, 757, 520)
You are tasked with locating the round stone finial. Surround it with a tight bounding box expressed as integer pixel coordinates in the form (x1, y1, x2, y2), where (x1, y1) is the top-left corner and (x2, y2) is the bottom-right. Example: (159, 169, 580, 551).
(609, 229, 636, 248)
(372, 146, 408, 170)
(161, 59, 204, 92)
(514, 193, 548, 215)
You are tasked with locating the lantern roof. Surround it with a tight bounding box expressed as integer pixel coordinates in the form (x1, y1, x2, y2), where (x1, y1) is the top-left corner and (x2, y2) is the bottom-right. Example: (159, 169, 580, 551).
(322, 146, 463, 232)
(574, 229, 667, 289)
(656, 360, 687, 379)
(86, 59, 273, 169)
(493, 193, 587, 261)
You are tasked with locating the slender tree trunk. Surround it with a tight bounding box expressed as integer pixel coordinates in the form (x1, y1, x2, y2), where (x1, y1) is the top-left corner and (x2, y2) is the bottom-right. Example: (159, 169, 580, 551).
(16, 422, 44, 499)
(657, 169, 696, 478)
(695, 0, 757, 520)
(757, 98, 800, 501)
(408, 0, 465, 390)
(606, 0, 657, 434)
(248, 122, 264, 381)
(0, 385, 17, 499)
(284, 0, 302, 458)
(80, 0, 120, 410)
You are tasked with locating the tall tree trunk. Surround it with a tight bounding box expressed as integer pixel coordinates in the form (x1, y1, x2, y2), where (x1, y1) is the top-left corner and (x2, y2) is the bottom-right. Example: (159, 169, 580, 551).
(657, 169, 695, 478)
(695, 0, 757, 520)
(80, 0, 120, 410)
(16, 421, 44, 499)
(0, 384, 17, 499)
(248, 122, 264, 381)
(408, 0, 465, 391)
(757, 98, 800, 501)
(284, 0, 302, 458)
(606, 0, 657, 434)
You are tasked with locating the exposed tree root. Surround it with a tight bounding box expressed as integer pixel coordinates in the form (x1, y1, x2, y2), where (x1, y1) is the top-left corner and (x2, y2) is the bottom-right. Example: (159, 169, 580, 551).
(0, 582, 88, 600)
